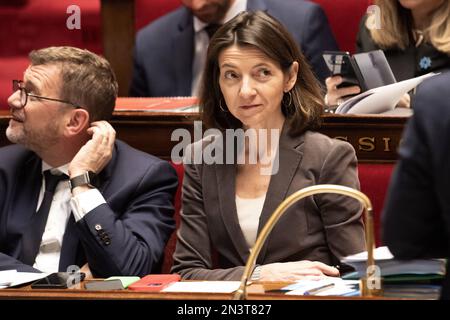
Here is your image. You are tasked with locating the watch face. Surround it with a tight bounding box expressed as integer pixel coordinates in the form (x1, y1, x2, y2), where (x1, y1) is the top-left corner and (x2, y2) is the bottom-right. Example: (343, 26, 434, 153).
(87, 171, 99, 188)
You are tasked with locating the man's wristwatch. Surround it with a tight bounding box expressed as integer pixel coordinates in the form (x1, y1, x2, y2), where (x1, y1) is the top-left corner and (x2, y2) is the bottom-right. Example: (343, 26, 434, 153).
(69, 171, 98, 190)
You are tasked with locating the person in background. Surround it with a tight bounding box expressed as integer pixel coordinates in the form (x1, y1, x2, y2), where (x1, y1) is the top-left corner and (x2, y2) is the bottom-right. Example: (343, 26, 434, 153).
(130, 0, 338, 97)
(171, 11, 365, 281)
(325, 0, 450, 108)
(0, 46, 178, 277)
(382, 71, 450, 300)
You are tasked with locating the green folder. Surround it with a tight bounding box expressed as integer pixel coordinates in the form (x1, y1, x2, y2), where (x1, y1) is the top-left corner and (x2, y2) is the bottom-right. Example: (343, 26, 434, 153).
(105, 276, 141, 288)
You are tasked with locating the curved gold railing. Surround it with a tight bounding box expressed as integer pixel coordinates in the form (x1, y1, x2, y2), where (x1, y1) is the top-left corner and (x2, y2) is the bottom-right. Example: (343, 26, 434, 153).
(233, 184, 382, 300)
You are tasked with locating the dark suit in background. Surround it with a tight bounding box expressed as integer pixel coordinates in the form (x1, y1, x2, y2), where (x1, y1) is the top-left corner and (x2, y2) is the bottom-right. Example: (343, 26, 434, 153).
(382, 71, 450, 299)
(130, 0, 338, 97)
(172, 127, 365, 280)
(0, 140, 178, 277)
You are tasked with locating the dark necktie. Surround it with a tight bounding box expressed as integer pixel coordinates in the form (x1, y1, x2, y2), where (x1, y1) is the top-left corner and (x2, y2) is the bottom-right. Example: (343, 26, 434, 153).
(20, 170, 69, 266)
(204, 23, 221, 39)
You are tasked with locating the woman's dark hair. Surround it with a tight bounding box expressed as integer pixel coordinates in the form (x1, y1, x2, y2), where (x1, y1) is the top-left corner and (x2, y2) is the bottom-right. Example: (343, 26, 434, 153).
(200, 10, 324, 135)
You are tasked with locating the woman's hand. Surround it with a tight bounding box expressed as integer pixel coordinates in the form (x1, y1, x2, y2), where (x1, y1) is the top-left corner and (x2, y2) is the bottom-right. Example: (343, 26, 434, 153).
(259, 260, 340, 281)
(325, 76, 361, 106)
(396, 93, 411, 108)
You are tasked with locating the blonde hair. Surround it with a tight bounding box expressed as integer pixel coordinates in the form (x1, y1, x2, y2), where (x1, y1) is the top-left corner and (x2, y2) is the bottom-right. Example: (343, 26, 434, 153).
(368, 0, 450, 54)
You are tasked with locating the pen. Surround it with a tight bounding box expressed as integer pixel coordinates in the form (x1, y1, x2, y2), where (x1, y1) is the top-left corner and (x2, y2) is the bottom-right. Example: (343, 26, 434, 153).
(304, 283, 335, 295)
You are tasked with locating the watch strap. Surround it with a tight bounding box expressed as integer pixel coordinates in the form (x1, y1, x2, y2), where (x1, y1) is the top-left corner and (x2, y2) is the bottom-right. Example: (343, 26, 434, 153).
(69, 171, 96, 190)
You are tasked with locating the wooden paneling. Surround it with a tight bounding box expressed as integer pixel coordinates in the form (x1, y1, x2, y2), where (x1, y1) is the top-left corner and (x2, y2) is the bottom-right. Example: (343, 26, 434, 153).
(101, 0, 135, 96)
(0, 110, 409, 162)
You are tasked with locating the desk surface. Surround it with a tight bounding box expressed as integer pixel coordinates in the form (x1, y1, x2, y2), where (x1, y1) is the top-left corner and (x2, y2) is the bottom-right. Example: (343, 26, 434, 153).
(0, 281, 398, 300)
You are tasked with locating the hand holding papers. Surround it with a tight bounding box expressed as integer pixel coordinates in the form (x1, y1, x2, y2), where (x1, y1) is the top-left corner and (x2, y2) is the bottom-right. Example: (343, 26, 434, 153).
(335, 73, 437, 114)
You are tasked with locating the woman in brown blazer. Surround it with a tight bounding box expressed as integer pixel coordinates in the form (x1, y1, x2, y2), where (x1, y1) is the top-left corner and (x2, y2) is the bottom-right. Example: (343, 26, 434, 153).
(171, 11, 366, 281)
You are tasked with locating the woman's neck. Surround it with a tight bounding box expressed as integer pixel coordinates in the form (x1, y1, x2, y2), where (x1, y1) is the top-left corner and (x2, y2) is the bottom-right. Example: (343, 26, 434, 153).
(410, 2, 441, 30)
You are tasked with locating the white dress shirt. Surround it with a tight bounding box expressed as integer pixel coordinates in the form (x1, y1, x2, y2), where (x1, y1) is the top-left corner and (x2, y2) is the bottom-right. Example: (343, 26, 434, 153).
(191, 0, 247, 96)
(33, 162, 106, 273)
(235, 193, 266, 248)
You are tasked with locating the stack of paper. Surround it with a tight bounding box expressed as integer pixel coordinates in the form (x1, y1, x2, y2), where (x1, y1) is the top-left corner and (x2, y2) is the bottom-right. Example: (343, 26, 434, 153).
(335, 73, 437, 114)
(283, 278, 360, 296)
(341, 246, 446, 277)
(0, 270, 48, 289)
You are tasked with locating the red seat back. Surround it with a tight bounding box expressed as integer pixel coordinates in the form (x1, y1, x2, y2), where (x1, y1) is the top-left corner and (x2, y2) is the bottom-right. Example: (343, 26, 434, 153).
(135, 0, 181, 31)
(358, 163, 395, 246)
(311, 0, 372, 53)
(161, 161, 183, 274)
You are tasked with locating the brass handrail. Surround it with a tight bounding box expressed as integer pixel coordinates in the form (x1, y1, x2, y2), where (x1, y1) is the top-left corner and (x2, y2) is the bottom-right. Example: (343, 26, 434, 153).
(233, 184, 382, 299)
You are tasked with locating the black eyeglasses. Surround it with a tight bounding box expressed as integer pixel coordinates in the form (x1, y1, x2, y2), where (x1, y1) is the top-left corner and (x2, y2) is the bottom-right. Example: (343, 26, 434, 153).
(12, 80, 81, 109)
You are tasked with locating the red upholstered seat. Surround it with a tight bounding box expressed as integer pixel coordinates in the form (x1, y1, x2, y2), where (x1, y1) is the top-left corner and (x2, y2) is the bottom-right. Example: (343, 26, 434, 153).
(161, 162, 184, 274)
(163, 162, 395, 273)
(0, 0, 101, 110)
(135, 0, 181, 31)
(358, 163, 395, 247)
(311, 0, 372, 53)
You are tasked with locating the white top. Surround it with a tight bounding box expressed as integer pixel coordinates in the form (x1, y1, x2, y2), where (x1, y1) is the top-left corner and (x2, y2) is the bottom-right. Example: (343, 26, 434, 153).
(191, 0, 247, 96)
(33, 162, 106, 273)
(235, 193, 266, 248)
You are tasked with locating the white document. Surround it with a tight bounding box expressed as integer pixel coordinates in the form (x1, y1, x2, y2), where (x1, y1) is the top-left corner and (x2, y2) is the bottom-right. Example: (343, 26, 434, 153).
(335, 73, 437, 114)
(161, 281, 241, 293)
(341, 246, 446, 276)
(0, 270, 48, 289)
(284, 278, 359, 296)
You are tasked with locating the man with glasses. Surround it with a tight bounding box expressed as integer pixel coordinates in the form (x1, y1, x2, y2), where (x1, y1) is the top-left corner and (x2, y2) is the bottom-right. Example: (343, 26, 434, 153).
(0, 46, 178, 278)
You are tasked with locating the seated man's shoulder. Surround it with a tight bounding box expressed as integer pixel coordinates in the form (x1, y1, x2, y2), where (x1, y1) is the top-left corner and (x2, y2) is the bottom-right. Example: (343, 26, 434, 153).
(136, 6, 190, 42)
(0, 144, 35, 169)
(414, 71, 450, 118)
(115, 140, 175, 174)
(264, 0, 323, 18)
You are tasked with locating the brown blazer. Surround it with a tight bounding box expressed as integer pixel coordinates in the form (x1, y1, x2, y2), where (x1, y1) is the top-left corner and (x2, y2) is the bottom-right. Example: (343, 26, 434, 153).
(171, 127, 366, 280)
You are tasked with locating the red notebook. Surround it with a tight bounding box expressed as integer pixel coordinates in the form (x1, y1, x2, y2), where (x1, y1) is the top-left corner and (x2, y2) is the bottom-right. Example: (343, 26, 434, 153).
(115, 97, 199, 112)
(128, 274, 181, 292)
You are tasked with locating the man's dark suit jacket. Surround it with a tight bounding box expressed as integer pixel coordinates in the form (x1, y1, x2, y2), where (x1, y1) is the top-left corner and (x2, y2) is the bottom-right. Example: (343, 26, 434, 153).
(382, 71, 450, 299)
(0, 140, 178, 277)
(130, 0, 338, 97)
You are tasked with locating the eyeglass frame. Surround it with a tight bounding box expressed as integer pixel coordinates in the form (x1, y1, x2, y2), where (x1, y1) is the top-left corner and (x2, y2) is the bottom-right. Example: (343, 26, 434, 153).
(12, 80, 81, 109)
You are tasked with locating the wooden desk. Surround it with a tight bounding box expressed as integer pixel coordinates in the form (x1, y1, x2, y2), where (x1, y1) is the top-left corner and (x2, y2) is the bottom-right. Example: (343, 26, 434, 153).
(0, 110, 408, 162)
(0, 281, 396, 300)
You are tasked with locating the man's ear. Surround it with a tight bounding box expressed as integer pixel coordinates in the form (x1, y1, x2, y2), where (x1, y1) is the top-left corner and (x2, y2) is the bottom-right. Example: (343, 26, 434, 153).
(285, 61, 299, 92)
(64, 108, 90, 137)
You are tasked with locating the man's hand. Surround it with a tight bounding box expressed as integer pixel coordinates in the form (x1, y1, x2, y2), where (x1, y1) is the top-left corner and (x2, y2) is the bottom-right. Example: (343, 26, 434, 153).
(80, 263, 93, 279)
(259, 260, 340, 281)
(69, 121, 116, 178)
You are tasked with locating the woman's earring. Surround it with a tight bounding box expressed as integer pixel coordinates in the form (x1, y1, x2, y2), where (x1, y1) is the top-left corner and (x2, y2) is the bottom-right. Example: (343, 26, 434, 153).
(283, 90, 296, 116)
(219, 99, 228, 112)
(284, 91, 293, 107)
